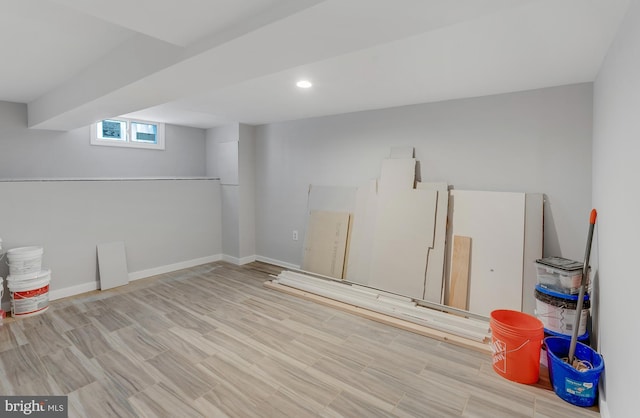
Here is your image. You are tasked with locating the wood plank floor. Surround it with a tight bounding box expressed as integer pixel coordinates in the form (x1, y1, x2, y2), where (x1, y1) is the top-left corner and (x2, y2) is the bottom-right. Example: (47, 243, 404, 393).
(0, 262, 600, 417)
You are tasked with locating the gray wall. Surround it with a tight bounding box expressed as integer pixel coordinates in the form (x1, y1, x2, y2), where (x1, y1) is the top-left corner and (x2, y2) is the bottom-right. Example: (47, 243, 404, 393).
(254, 83, 593, 267)
(593, 1, 640, 416)
(0, 101, 207, 179)
(0, 179, 222, 310)
(205, 123, 256, 263)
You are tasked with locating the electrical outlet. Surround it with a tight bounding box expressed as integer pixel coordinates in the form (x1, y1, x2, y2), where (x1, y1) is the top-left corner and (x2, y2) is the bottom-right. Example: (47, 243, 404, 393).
(292, 230, 298, 241)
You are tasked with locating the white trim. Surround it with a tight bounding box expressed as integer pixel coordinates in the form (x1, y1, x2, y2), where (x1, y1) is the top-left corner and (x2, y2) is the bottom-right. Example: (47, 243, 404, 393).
(599, 384, 610, 418)
(222, 255, 257, 265)
(128, 254, 222, 281)
(49, 281, 99, 301)
(255, 255, 300, 270)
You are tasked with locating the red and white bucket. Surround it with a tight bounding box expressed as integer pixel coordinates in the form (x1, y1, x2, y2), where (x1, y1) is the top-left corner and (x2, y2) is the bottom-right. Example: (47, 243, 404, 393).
(7, 269, 50, 318)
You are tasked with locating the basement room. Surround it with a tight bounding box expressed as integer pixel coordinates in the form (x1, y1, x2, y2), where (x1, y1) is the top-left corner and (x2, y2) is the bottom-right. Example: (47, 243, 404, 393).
(0, 1, 637, 417)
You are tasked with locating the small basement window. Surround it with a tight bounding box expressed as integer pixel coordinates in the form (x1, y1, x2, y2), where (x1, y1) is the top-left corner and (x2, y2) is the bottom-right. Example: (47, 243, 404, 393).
(91, 118, 165, 150)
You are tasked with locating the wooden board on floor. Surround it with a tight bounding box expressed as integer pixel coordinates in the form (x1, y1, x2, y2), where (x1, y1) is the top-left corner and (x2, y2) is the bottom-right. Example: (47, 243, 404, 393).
(264, 280, 491, 355)
(301, 210, 350, 279)
(368, 188, 438, 299)
(448, 236, 471, 310)
(97, 241, 129, 290)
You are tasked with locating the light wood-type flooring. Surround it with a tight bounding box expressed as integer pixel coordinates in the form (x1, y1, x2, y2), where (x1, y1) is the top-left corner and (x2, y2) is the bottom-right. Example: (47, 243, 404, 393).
(0, 262, 599, 417)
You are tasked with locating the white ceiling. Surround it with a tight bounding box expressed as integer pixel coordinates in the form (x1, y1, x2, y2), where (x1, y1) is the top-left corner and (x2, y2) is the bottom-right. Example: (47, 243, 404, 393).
(0, 0, 630, 130)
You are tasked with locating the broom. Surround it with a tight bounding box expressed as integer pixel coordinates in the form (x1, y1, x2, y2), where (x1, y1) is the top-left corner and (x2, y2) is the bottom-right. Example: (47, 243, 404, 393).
(567, 209, 597, 367)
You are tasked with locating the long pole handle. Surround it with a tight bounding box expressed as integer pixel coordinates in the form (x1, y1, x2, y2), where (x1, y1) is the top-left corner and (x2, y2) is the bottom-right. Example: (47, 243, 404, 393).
(568, 209, 597, 364)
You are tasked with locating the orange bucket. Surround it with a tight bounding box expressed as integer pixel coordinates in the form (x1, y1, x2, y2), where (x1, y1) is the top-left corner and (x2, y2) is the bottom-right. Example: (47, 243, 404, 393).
(490, 309, 544, 384)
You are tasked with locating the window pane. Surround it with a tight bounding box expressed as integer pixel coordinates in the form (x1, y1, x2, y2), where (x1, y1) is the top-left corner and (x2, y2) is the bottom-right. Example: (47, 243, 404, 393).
(99, 120, 126, 141)
(131, 122, 157, 144)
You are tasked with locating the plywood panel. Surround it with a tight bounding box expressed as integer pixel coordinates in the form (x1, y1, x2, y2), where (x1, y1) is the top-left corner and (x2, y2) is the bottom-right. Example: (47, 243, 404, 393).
(448, 236, 471, 310)
(369, 189, 438, 299)
(97, 241, 129, 290)
(417, 182, 449, 303)
(301, 211, 350, 279)
(448, 190, 525, 316)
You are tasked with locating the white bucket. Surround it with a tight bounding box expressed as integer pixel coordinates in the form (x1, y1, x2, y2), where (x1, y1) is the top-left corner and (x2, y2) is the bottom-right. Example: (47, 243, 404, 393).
(7, 271, 50, 318)
(7, 269, 50, 283)
(7, 246, 44, 276)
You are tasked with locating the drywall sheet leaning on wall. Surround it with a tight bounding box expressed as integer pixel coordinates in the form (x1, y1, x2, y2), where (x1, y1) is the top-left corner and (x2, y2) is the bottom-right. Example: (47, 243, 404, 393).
(522, 193, 544, 315)
(447, 190, 526, 316)
(378, 158, 416, 191)
(417, 182, 449, 303)
(301, 210, 350, 279)
(369, 188, 438, 299)
(345, 180, 378, 285)
(97, 241, 129, 290)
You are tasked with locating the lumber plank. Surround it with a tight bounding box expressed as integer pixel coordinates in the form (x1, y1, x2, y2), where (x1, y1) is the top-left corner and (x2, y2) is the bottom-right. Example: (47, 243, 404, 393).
(448, 236, 471, 310)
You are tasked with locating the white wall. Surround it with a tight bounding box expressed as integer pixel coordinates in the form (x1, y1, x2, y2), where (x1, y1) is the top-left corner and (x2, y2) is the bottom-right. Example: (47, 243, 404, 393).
(0, 179, 222, 311)
(593, 1, 640, 416)
(254, 84, 593, 267)
(0, 101, 207, 179)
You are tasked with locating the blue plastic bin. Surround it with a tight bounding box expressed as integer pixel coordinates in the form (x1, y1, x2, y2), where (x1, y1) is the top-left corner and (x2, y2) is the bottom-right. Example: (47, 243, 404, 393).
(545, 336, 604, 407)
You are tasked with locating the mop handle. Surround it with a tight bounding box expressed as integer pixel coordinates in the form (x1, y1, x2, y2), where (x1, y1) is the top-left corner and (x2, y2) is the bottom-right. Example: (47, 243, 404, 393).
(568, 209, 597, 364)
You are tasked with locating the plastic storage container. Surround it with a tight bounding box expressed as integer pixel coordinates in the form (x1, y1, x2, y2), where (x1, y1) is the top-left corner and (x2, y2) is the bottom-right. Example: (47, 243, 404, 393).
(535, 257, 586, 294)
(535, 285, 590, 335)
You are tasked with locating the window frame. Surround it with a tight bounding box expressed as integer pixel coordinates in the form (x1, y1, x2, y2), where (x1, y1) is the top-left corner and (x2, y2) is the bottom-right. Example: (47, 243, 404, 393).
(91, 118, 165, 150)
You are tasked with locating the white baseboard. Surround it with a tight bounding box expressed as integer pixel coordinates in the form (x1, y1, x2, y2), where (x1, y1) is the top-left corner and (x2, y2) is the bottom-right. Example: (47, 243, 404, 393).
(222, 255, 257, 265)
(255, 255, 300, 270)
(50, 281, 100, 301)
(128, 254, 223, 281)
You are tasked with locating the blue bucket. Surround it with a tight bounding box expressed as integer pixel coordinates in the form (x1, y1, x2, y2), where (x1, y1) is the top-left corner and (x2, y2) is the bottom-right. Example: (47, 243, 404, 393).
(545, 337, 604, 407)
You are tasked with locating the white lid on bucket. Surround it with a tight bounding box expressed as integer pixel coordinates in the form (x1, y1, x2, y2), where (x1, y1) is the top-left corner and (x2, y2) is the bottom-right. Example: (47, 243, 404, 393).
(7, 269, 51, 283)
(7, 246, 44, 259)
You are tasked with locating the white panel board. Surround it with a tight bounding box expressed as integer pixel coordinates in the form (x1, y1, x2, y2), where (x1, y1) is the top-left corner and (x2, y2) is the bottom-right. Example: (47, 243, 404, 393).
(369, 188, 438, 299)
(97, 241, 129, 290)
(522, 193, 544, 315)
(448, 190, 525, 316)
(417, 182, 449, 303)
(345, 180, 378, 285)
(378, 158, 415, 191)
(389, 146, 414, 159)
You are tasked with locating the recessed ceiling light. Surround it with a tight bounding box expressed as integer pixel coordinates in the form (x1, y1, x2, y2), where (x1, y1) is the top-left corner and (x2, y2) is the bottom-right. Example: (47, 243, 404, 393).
(296, 80, 313, 89)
